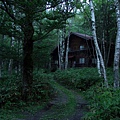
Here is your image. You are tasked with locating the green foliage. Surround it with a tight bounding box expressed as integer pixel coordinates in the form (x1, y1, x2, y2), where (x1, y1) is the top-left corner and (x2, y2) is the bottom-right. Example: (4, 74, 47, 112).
(106, 68, 114, 86)
(33, 35, 57, 69)
(54, 68, 120, 119)
(0, 109, 19, 120)
(83, 86, 120, 120)
(31, 71, 55, 101)
(0, 71, 55, 109)
(54, 68, 102, 90)
(0, 40, 18, 60)
(0, 74, 21, 108)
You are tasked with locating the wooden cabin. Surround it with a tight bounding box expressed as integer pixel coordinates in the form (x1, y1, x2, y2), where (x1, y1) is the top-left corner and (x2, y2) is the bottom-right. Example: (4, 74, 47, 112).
(51, 32, 114, 69)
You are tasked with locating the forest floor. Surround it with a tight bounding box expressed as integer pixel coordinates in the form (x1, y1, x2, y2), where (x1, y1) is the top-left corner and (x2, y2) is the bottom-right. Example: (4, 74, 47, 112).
(16, 81, 88, 120)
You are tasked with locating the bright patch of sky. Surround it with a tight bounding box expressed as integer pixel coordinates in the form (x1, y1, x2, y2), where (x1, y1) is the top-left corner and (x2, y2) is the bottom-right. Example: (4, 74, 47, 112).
(80, 0, 89, 3)
(76, 0, 89, 13)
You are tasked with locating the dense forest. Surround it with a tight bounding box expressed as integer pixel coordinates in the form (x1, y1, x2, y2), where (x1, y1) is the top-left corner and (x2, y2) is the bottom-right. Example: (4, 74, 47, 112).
(0, 0, 120, 120)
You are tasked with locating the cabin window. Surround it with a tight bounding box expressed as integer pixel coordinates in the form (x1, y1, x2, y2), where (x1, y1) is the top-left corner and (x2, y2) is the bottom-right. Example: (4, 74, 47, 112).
(80, 45, 84, 50)
(79, 58, 85, 64)
(92, 58, 97, 64)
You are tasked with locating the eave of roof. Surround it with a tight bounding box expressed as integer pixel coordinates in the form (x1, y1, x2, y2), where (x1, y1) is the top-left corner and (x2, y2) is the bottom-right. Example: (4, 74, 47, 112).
(51, 32, 93, 54)
(70, 32, 93, 40)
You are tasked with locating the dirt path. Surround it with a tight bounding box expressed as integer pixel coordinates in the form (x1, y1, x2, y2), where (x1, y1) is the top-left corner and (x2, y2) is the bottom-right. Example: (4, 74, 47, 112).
(63, 91, 88, 120)
(16, 82, 88, 120)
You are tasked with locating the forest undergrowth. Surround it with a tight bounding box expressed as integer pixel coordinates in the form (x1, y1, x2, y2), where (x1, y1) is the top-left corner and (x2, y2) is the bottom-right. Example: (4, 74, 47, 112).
(0, 68, 120, 120)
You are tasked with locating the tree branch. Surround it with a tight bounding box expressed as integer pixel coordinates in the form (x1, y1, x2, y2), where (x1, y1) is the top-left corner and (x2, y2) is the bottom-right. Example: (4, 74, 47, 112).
(0, 0, 16, 21)
(33, 21, 63, 43)
(33, 0, 65, 14)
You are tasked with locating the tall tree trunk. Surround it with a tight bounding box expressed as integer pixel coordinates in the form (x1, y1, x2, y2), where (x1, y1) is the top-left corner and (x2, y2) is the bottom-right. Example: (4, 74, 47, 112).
(113, 0, 120, 88)
(58, 29, 65, 70)
(8, 59, 13, 75)
(61, 28, 65, 69)
(60, 34, 64, 69)
(106, 38, 112, 67)
(65, 34, 69, 69)
(0, 60, 2, 78)
(65, 32, 70, 69)
(58, 30, 62, 70)
(0, 34, 4, 78)
(8, 37, 14, 75)
(89, 0, 108, 88)
(96, 50, 101, 76)
(58, 41, 61, 69)
(102, 31, 106, 65)
(22, 22, 34, 101)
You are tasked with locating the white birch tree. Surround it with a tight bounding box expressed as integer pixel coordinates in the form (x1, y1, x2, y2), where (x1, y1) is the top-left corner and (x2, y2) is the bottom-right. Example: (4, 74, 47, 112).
(89, 0, 108, 88)
(0, 34, 4, 78)
(65, 32, 70, 69)
(0, 63, 1, 78)
(58, 30, 61, 69)
(58, 29, 65, 70)
(8, 37, 14, 75)
(113, 0, 120, 88)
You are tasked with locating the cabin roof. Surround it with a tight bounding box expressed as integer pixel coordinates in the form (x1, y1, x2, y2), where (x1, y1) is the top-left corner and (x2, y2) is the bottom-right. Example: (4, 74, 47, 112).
(70, 32, 93, 40)
(51, 32, 93, 55)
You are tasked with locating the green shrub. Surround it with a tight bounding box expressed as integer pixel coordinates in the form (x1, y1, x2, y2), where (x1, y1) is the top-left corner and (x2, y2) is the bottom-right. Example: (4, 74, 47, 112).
(0, 75, 21, 108)
(30, 71, 55, 101)
(0, 71, 55, 108)
(83, 86, 120, 120)
(54, 68, 102, 90)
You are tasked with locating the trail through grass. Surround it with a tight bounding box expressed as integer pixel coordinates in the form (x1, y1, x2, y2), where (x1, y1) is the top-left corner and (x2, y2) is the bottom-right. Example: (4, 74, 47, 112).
(0, 80, 87, 120)
(40, 80, 76, 120)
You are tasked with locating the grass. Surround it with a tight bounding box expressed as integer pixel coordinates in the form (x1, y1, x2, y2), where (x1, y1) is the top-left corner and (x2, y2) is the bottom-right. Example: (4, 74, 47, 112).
(2, 68, 116, 120)
(0, 79, 77, 120)
(0, 109, 24, 120)
(40, 80, 77, 120)
(0, 101, 49, 120)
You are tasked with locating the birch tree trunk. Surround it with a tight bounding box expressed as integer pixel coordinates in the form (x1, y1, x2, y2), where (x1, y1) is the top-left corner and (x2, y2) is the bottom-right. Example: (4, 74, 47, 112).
(58, 34, 61, 69)
(61, 28, 66, 69)
(65, 32, 70, 69)
(96, 50, 101, 76)
(58, 31, 62, 70)
(58, 29, 65, 70)
(89, 0, 108, 88)
(8, 6, 15, 75)
(0, 34, 4, 78)
(106, 38, 112, 67)
(16, 39, 22, 74)
(8, 37, 14, 75)
(102, 32, 106, 65)
(113, 0, 120, 88)
(0, 60, 2, 78)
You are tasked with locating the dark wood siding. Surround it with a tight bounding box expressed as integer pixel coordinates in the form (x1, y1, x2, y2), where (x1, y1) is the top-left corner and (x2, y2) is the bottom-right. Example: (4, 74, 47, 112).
(68, 34, 96, 67)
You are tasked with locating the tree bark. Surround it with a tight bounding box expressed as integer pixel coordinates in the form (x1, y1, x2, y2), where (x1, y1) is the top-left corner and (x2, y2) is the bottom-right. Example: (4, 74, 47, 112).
(58, 30, 61, 70)
(113, 0, 120, 88)
(106, 38, 112, 67)
(22, 22, 34, 101)
(58, 29, 65, 70)
(102, 32, 106, 65)
(61, 28, 65, 69)
(59, 35, 64, 69)
(96, 50, 101, 76)
(0, 60, 2, 78)
(0, 34, 4, 78)
(89, 0, 108, 88)
(8, 37, 14, 75)
(65, 32, 70, 69)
